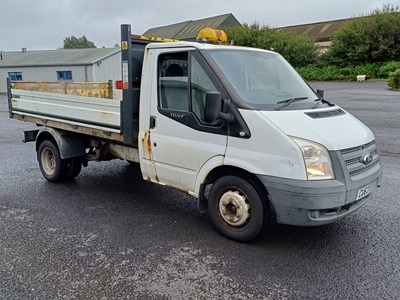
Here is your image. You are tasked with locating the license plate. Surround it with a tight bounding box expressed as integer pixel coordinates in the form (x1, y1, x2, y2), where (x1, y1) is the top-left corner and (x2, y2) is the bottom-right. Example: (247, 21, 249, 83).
(356, 185, 370, 200)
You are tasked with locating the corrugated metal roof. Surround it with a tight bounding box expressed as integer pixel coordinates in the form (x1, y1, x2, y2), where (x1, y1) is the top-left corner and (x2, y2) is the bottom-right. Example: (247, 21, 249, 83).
(279, 14, 400, 43)
(0, 48, 120, 68)
(278, 18, 351, 42)
(143, 13, 241, 40)
(144, 21, 191, 40)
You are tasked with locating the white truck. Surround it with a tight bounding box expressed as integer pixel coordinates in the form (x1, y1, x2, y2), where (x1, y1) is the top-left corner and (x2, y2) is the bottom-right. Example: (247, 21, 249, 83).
(7, 24, 382, 242)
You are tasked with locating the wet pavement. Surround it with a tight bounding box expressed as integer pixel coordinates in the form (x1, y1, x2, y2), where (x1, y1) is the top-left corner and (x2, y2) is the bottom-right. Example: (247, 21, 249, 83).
(1, 81, 399, 299)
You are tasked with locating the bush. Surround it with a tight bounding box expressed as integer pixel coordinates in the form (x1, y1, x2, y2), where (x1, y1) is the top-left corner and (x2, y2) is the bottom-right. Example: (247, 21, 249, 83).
(320, 65, 342, 80)
(353, 64, 378, 79)
(388, 69, 400, 89)
(378, 61, 400, 78)
(297, 65, 354, 81)
(271, 32, 318, 67)
(339, 67, 353, 77)
(225, 23, 318, 67)
(297, 63, 393, 81)
(328, 4, 400, 65)
(296, 65, 323, 81)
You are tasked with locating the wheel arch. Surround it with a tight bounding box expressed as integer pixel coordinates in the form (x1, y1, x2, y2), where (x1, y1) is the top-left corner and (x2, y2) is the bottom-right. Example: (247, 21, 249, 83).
(198, 164, 275, 220)
(36, 127, 86, 159)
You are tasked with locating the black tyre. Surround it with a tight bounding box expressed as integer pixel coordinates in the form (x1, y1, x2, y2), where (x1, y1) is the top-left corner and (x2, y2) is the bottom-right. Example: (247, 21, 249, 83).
(63, 157, 82, 180)
(37, 140, 66, 182)
(208, 176, 266, 242)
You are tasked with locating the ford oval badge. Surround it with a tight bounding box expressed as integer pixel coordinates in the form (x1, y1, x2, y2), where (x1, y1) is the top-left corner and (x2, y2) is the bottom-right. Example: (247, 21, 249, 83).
(362, 154, 373, 165)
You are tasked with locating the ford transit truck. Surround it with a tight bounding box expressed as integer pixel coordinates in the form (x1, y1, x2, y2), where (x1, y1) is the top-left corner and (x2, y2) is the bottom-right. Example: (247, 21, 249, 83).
(7, 24, 382, 242)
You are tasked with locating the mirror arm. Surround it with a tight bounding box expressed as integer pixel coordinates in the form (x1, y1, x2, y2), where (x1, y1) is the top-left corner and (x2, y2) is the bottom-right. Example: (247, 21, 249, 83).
(218, 112, 234, 123)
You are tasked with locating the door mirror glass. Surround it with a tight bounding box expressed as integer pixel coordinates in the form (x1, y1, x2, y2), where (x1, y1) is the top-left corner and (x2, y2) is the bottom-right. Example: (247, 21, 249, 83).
(205, 92, 222, 124)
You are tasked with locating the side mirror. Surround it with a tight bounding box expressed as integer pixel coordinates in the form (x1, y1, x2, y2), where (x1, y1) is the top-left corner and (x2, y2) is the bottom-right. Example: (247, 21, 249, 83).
(317, 89, 324, 98)
(205, 91, 222, 123)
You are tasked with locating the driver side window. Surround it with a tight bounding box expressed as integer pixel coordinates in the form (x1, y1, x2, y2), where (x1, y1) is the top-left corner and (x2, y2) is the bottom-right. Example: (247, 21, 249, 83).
(158, 52, 189, 112)
(157, 51, 222, 125)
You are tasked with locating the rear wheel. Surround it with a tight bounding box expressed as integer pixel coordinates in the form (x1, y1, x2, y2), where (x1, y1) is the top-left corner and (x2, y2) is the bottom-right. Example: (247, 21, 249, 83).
(37, 140, 66, 182)
(208, 176, 266, 242)
(63, 157, 82, 180)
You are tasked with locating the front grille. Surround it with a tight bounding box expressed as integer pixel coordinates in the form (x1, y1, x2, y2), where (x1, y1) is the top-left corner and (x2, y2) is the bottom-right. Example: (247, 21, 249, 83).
(341, 141, 375, 155)
(345, 149, 377, 166)
(339, 140, 380, 179)
(349, 161, 379, 177)
(345, 157, 360, 166)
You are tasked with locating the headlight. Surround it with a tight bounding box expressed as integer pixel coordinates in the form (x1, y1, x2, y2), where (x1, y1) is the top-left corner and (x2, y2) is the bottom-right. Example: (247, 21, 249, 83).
(291, 137, 334, 180)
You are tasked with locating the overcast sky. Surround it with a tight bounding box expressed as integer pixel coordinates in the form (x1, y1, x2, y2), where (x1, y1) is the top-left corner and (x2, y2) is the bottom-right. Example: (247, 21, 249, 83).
(0, 0, 398, 51)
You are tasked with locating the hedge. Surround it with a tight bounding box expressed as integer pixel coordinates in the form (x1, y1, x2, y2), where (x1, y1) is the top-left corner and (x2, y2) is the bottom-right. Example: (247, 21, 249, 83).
(297, 61, 400, 81)
(388, 69, 400, 89)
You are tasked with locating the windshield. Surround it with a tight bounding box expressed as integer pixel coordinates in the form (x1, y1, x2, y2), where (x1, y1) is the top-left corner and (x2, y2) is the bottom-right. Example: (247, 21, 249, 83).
(207, 49, 317, 110)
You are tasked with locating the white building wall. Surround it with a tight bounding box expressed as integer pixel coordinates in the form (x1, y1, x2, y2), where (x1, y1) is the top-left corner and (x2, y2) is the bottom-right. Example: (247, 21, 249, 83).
(0, 51, 121, 93)
(93, 52, 121, 87)
(0, 69, 8, 93)
(0, 65, 89, 93)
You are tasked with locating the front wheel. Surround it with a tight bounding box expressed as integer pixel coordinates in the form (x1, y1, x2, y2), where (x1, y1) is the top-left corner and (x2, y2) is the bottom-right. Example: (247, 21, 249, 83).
(208, 176, 266, 242)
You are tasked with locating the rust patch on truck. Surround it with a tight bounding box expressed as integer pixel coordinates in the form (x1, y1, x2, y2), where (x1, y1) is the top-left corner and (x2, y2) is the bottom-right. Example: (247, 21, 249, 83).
(165, 184, 189, 194)
(145, 47, 150, 58)
(12, 81, 113, 99)
(142, 130, 153, 160)
(141, 130, 160, 183)
(12, 114, 125, 143)
(11, 98, 18, 108)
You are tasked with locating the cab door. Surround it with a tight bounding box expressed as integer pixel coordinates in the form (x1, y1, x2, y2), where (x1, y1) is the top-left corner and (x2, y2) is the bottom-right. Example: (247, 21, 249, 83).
(140, 49, 228, 193)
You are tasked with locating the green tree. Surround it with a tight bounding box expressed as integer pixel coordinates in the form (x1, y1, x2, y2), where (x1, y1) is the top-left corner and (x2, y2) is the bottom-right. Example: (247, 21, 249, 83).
(63, 35, 96, 49)
(225, 23, 318, 67)
(328, 4, 400, 66)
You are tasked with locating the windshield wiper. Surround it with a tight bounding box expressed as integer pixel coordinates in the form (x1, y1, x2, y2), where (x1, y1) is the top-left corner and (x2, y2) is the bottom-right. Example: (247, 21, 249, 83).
(312, 97, 334, 109)
(275, 97, 308, 111)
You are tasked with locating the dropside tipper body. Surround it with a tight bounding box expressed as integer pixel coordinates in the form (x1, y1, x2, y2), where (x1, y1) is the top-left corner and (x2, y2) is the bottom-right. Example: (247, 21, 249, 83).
(7, 24, 382, 242)
(7, 27, 154, 161)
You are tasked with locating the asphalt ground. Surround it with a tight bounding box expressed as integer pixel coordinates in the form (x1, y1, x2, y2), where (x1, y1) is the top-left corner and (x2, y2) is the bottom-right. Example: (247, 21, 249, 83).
(0, 80, 399, 299)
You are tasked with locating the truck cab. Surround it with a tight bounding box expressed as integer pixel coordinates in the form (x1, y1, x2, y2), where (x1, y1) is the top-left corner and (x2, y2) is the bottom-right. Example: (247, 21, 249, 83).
(136, 40, 382, 241)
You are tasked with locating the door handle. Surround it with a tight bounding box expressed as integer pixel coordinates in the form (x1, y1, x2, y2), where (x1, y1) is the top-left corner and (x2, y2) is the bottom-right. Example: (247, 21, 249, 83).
(150, 116, 156, 129)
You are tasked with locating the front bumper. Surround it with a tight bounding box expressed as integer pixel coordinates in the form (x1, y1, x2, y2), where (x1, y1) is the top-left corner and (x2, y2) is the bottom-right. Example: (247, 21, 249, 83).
(257, 148, 382, 226)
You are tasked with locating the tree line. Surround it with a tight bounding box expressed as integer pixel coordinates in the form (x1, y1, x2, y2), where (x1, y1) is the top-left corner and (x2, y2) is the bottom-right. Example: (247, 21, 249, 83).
(224, 4, 400, 87)
(61, 5, 400, 88)
(62, 4, 399, 66)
